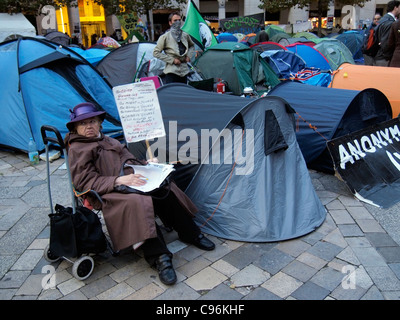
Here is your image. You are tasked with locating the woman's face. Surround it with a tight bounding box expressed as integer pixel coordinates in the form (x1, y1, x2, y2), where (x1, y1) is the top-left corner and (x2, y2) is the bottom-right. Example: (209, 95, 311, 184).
(75, 116, 101, 138)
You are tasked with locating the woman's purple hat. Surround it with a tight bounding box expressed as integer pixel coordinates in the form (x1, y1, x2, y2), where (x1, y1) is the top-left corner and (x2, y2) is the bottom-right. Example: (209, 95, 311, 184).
(66, 102, 106, 131)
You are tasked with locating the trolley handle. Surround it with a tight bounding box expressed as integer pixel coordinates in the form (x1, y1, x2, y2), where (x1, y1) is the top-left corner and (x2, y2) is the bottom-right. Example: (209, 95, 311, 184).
(40, 125, 65, 149)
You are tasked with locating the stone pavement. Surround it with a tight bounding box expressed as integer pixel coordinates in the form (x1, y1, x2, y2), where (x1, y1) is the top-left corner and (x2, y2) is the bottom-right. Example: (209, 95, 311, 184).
(1, 149, 400, 301)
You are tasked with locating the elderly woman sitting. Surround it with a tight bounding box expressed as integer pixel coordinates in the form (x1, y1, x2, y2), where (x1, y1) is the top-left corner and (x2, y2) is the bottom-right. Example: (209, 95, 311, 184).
(64, 102, 215, 285)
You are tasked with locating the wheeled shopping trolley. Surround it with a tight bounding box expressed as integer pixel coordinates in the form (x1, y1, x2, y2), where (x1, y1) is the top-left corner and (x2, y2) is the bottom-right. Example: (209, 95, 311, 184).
(41, 125, 110, 281)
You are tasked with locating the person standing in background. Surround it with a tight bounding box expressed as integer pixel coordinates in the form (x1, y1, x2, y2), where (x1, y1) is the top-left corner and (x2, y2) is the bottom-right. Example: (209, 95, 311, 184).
(362, 13, 381, 66)
(374, 0, 400, 66)
(386, 18, 400, 67)
(153, 12, 195, 84)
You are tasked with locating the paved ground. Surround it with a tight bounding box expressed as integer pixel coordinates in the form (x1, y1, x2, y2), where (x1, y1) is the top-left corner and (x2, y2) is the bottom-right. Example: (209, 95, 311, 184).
(1, 149, 400, 301)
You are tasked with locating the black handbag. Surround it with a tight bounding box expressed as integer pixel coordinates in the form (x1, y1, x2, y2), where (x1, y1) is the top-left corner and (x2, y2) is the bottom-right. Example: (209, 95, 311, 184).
(49, 204, 107, 258)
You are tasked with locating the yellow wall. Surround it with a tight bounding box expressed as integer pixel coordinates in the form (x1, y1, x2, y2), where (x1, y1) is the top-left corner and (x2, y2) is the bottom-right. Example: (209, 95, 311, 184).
(56, 0, 107, 48)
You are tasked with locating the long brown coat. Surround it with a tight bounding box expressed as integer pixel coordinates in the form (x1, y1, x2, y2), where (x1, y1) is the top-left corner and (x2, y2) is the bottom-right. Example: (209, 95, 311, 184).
(65, 133, 197, 251)
(387, 20, 400, 67)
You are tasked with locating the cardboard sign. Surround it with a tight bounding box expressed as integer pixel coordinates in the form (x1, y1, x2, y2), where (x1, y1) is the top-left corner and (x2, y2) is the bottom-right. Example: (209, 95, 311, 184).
(112, 81, 165, 143)
(327, 117, 400, 208)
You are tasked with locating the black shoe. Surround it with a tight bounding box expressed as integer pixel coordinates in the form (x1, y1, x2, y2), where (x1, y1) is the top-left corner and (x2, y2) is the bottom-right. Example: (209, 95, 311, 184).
(155, 254, 177, 285)
(184, 234, 215, 251)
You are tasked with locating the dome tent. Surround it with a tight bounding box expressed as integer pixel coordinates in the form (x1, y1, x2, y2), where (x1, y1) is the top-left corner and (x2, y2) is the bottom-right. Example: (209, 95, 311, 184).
(0, 37, 121, 152)
(268, 81, 392, 173)
(130, 83, 326, 242)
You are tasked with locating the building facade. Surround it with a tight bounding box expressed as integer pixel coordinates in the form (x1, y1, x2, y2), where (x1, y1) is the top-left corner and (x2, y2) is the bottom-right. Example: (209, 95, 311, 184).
(39, 0, 392, 45)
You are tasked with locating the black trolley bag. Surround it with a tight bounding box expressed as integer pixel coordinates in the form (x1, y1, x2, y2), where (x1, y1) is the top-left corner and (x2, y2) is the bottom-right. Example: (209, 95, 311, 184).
(41, 125, 107, 280)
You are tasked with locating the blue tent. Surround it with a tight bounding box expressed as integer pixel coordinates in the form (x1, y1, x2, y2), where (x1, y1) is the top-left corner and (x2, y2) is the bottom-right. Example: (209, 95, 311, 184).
(0, 37, 121, 152)
(268, 81, 392, 173)
(216, 32, 238, 43)
(286, 43, 331, 70)
(68, 47, 110, 66)
(260, 50, 306, 79)
(335, 30, 364, 64)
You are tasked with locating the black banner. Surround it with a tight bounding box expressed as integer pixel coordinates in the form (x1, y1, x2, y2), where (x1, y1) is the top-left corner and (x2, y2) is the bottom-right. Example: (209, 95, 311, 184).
(327, 117, 400, 208)
(220, 13, 264, 34)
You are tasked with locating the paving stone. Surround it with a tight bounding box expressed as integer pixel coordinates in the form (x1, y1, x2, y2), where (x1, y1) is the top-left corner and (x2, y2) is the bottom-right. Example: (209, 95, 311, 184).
(0, 271, 31, 289)
(198, 283, 243, 300)
(184, 266, 227, 291)
(109, 258, 148, 283)
(365, 232, 399, 247)
(282, 260, 318, 282)
(296, 252, 327, 270)
(336, 246, 360, 266)
(353, 266, 373, 290)
(361, 285, 385, 300)
(254, 248, 294, 274)
(347, 206, 375, 220)
(346, 237, 372, 248)
(376, 247, 400, 263)
(125, 282, 164, 300)
(329, 209, 354, 225)
(154, 282, 201, 300)
(338, 224, 364, 237)
(338, 195, 362, 207)
(210, 259, 239, 278)
(307, 241, 343, 262)
(300, 231, 324, 245)
(310, 267, 344, 291)
(61, 289, 88, 300)
(79, 275, 117, 299)
(291, 281, 330, 300)
(0, 208, 49, 255)
(11, 249, 43, 271)
(96, 282, 135, 300)
(261, 272, 302, 299)
(381, 291, 400, 300)
(177, 256, 212, 278)
(365, 266, 400, 291)
(325, 199, 345, 210)
(125, 268, 159, 291)
(389, 263, 400, 279)
(352, 247, 387, 267)
(241, 286, 282, 300)
(276, 239, 311, 257)
(330, 284, 367, 300)
(323, 228, 347, 248)
(57, 277, 85, 296)
(15, 274, 44, 296)
(356, 219, 386, 233)
(222, 245, 264, 270)
(230, 264, 270, 288)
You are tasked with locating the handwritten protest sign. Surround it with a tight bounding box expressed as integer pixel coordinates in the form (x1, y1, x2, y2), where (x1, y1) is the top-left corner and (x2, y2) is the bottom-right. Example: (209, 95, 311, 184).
(112, 81, 165, 143)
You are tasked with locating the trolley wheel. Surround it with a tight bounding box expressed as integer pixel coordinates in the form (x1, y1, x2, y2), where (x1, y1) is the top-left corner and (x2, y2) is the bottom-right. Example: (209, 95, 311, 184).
(72, 256, 94, 281)
(43, 244, 61, 263)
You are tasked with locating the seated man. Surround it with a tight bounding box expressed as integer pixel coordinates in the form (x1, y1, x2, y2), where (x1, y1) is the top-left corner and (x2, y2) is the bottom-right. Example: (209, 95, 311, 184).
(64, 102, 215, 285)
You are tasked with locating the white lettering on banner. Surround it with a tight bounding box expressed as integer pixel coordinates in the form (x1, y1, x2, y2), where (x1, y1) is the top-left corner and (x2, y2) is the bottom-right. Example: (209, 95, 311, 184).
(386, 151, 400, 171)
(339, 124, 400, 169)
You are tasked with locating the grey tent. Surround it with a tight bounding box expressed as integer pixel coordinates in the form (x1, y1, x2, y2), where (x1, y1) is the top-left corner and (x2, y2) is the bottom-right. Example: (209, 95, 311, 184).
(131, 83, 326, 242)
(96, 42, 165, 87)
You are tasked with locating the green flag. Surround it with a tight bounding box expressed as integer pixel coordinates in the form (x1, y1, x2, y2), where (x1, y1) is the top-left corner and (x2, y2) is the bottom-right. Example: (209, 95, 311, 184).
(181, 0, 218, 50)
